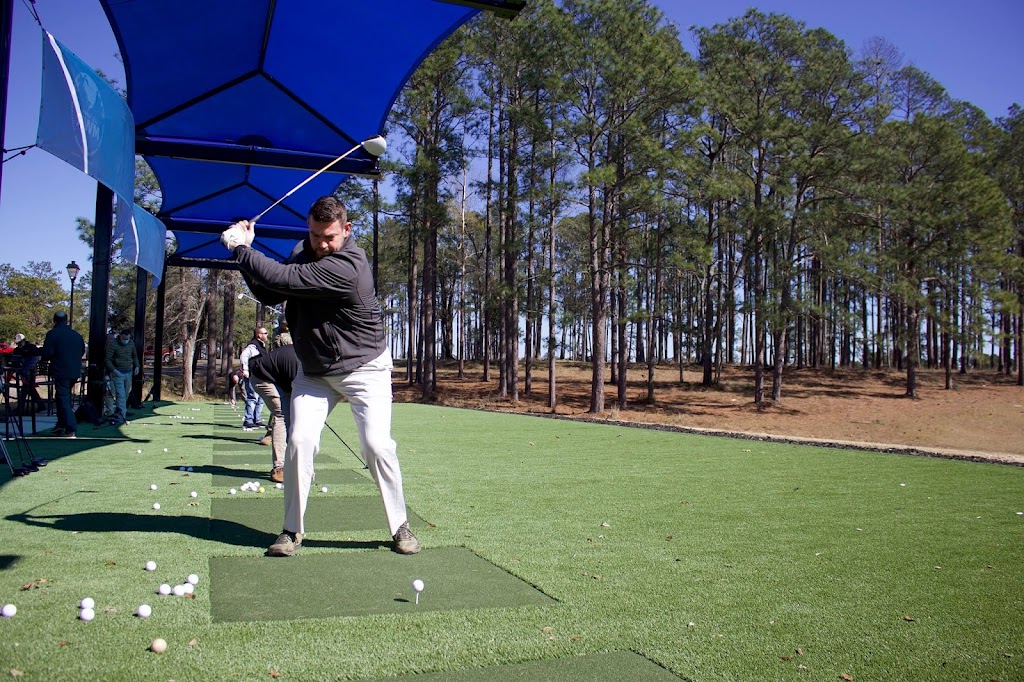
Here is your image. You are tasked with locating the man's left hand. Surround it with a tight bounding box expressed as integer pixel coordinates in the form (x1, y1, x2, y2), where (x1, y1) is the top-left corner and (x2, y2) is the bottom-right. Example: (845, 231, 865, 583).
(221, 220, 256, 252)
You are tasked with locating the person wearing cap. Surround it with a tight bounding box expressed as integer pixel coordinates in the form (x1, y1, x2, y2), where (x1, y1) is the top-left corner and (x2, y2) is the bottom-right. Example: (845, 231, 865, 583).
(11, 333, 43, 409)
(105, 329, 140, 426)
(41, 311, 85, 438)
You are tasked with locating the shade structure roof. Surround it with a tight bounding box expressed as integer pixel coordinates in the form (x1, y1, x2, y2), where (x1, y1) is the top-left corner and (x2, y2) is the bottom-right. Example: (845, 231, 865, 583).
(98, 0, 525, 267)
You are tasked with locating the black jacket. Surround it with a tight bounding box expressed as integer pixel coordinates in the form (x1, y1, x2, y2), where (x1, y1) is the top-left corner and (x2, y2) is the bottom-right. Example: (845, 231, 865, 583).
(234, 236, 386, 376)
(248, 344, 300, 394)
(42, 322, 85, 381)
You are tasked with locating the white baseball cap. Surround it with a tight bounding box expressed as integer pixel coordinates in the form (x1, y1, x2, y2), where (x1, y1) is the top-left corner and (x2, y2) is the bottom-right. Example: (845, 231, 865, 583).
(13, 333, 25, 344)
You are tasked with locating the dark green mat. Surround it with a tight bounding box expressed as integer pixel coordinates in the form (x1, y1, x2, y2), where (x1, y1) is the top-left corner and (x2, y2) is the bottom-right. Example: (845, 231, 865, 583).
(212, 467, 370, 487)
(209, 497, 427, 539)
(367, 652, 681, 681)
(209, 547, 555, 622)
(213, 452, 340, 464)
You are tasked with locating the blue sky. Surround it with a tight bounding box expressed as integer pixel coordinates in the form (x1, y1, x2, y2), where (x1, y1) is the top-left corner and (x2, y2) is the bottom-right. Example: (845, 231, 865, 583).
(1, 0, 1021, 282)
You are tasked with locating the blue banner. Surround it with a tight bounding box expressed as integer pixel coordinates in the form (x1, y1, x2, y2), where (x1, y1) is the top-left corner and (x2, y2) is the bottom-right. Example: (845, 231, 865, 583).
(37, 29, 165, 283)
(115, 197, 167, 288)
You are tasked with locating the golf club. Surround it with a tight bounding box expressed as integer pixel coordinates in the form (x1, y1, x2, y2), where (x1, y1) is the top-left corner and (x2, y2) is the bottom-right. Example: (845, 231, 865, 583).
(250, 135, 387, 224)
(323, 423, 366, 469)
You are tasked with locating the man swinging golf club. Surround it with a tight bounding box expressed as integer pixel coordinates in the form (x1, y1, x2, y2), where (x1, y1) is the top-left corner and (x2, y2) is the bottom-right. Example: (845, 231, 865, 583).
(221, 194, 419, 557)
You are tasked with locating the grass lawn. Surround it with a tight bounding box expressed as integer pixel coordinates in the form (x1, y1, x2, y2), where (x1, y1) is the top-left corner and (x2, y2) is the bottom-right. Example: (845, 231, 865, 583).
(1, 400, 1022, 680)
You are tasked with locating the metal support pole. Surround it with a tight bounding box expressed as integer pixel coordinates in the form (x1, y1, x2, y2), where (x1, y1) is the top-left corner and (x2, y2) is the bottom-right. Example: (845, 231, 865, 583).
(0, 0, 13, 207)
(87, 186, 114, 413)
(131, 266, 147, 408)
(152, 270, 166, 401)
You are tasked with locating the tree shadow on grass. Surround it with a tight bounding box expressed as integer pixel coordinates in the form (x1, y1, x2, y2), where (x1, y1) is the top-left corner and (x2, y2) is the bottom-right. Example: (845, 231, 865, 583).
(163, 464, 273, 483)
(5, 511, 390, 551)
(180, 433, 263, 445)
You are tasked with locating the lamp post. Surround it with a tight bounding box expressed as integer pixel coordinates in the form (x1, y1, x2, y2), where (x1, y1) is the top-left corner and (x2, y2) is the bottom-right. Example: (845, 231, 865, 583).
(66, 260, 80, 327)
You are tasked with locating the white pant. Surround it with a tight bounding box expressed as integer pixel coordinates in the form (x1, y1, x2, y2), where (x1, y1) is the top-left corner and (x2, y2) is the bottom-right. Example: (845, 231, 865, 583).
(283, 349, 408, 536)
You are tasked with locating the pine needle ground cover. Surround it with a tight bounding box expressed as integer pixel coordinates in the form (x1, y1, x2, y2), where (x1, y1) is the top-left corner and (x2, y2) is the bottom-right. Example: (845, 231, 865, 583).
(0, 401, 1022, 680)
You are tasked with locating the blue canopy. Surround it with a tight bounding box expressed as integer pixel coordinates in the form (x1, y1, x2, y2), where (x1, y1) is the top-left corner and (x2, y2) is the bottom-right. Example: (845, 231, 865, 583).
(99, 0, 525, 267)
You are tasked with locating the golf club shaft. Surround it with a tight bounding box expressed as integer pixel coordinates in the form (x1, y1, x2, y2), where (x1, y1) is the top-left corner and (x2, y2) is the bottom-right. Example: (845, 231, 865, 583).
(251, 143, 362, 223)
(324, 423, 365, 468)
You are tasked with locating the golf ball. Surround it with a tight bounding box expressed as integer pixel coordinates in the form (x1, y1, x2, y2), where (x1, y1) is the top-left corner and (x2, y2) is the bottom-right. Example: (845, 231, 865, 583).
(172, 584, 185, 597)
(136, 604, 152, 618)
(137, 449, 142, 454)
(1, 604, 15, 618)
(163, 448, 168, 453)
(150, 638, 167, 653)
(229, 488, 237, 495)
(179, 466, 186, 471)
(190, 491, 198, 498)
(275, 483, 283, 489)
(182, 583, 194, 595)
(321, 486, 328, 493)
(152, 503, 161, 510)
(412, 579, 425, 592)
(145, 560, 157, 571)
(187, 467, 194, 472)
(187, 574, 199, 585)
(79, 607, 95, 621)
(157, 584, 171, 596)
(258, 486, 265, 493)
(150, 484, 158, 490)
(80, 597, 95, 609)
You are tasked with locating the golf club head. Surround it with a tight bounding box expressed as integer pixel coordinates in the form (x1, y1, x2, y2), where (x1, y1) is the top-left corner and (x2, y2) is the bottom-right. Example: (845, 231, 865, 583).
(360, 135, 387, 157)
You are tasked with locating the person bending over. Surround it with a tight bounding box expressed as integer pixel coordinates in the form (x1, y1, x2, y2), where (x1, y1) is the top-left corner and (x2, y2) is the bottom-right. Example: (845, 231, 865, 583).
(248, 344, 299, 484)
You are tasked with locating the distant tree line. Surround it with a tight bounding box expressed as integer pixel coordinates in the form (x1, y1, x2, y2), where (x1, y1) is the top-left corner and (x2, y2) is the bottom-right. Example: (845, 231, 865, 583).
(13, 0, 1022, 408)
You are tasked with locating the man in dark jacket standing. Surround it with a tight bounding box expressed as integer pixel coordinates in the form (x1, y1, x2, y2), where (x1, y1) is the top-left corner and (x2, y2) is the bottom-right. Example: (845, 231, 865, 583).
(41, 311, 85, 438)
(222, 196, 419, 557)
(105, 329, 140, 425)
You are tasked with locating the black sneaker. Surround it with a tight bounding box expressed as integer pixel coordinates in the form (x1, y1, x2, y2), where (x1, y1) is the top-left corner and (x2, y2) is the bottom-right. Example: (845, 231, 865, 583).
(253, 420, 266, 428)
(392, 522, 420, 555)
(61, 431, 77, 439)
(267, 530, 303, 557)
(242, 421, 255, 429)
(51, 427, 66, 436)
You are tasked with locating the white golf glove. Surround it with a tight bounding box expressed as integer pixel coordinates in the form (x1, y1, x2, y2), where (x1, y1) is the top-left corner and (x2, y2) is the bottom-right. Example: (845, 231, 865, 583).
(221, 220, 256, 251)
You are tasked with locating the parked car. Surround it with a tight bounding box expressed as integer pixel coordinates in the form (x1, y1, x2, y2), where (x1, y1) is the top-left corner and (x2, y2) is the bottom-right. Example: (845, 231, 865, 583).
(144, 346, 174, 363)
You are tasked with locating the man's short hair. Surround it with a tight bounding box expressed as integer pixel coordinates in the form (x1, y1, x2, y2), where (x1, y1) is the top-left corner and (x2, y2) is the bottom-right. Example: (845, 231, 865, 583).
(53, 311, 67, 323)
(119, 329, 132, 338)
(308, 196, 347, 225)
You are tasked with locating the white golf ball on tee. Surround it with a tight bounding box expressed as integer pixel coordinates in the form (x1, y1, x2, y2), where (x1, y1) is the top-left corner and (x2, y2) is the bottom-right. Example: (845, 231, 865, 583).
(412, 579, 425, 592)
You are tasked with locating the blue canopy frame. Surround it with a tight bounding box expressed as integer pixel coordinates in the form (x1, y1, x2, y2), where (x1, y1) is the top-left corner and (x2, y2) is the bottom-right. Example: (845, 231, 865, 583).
(100, 0, 525, 267)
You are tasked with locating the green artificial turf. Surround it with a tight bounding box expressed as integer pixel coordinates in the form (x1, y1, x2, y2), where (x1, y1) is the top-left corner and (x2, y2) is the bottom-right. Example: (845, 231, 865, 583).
(0, 400, 1022, 680)
(210, 466, 370, 488)
(209, 497, 427, 538)
(209, 547, 555, 622)
(212, 452, 340, 464)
